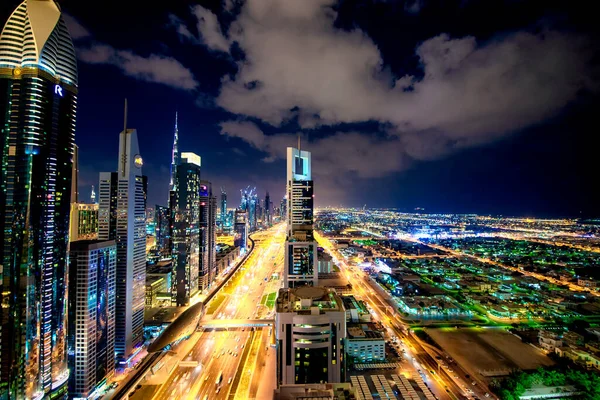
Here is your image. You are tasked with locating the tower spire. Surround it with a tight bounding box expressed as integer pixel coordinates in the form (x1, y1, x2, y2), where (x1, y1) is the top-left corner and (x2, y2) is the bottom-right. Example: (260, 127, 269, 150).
(169, 111, 180, 194)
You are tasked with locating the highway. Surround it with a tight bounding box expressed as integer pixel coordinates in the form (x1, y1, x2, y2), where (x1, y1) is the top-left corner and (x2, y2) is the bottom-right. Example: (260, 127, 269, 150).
(146, 224, 285, 400)
(315, 232, 495, 400)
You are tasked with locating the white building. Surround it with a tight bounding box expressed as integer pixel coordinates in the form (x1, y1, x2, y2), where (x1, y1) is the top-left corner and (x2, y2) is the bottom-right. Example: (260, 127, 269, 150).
(276, 286, 346, 385)
(285, 147, 318, 288)
(68, 240, 116, 399)
(346, 325, 385, 362)
(99, 125, 146, 364)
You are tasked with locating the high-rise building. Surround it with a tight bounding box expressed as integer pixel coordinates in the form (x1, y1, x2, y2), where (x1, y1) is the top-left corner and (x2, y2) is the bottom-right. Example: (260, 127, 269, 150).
(284, 147, 317, 288)
(280, 197, 287, 220)
(234, 210, 248, 251)
(169, 112, 179, 194)
(68, 240, 117, 399)
(265, 192, 272, 226)
(199, 181, 217, 291)
(70, 203, 100, 241)
(220, 187, 227, 227)
(170, 152, 201, 305)
(155, 205, 171, 256)
(98, 121, 146, 365)
(0, 1, 78, 397)
(275, 286, 346, 385)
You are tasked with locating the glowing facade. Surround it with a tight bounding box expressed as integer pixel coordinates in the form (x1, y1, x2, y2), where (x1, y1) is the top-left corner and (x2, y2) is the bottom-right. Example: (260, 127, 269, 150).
(284, 147, 318, 288)
(0, 1, 77, 398)
(199, 181, 217, 291)
(170, 152, 201, 305)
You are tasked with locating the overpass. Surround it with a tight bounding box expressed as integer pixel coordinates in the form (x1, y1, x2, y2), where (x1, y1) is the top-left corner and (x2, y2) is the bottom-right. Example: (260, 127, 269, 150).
(201, 319, 274, 328)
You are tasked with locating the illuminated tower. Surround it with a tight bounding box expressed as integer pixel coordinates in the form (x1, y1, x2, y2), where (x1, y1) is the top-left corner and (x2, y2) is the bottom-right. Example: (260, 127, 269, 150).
(169, 152, 201, 305)
(98, 103, 146, 365)
(284, 147, 317, 288)
(265, 191, 271, 226)
(0, 1, 78, 398)
(199, 181, 217, 291)
(220, 187, 227, 227)
(169, 112, 179, 194)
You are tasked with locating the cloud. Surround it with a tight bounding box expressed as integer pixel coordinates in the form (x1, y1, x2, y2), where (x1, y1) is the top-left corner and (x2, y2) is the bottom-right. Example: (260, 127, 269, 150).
(215, 0, 597, 144)
(171, 6, 230, 53)
(62, 13, 91, 40)
(404, 0, 425, 14)
(78, 44, 198, 90)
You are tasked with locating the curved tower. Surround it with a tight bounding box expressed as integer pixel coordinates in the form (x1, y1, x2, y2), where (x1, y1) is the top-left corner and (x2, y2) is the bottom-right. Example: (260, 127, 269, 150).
(0, 1, 78, 399)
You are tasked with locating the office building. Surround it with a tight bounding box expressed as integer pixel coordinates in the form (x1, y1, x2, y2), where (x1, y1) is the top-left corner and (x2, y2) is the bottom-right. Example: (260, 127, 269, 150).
(0, 1, 77, 397)
(155, 205, 171, 256)
(170, 152, 201, 305)
(346, 325, 385, 362)
(234, 209, 249, 251)
(265, 192, 272, 226)
(98, 121, 146, 364)
(284, 147, 318, 288)
(199, 180, 217, 291)
(146, 275, 169, 308)
(275, 286, 346, 385)
(68, 240, 117, 399)
(220, 188, 227, 227)
(70, 203, 100, 241)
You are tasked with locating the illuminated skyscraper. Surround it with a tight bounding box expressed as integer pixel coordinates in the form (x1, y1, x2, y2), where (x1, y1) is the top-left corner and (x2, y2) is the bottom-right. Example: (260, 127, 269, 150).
(220, 187, 227, 227)
(284, 147, 317, 288)
(98, 114, 146, 365)
(68, 240, 116, 399)
(170, 152, 201, 305)
(265, 191, 272, 226)
(234, 210, 248, 251)
(169, 112, 179, 194)
(199, 181, 217, 291)
(155, 205, 171, 255)
(0, 1, 77, 398)
(70, 203, 99, 241)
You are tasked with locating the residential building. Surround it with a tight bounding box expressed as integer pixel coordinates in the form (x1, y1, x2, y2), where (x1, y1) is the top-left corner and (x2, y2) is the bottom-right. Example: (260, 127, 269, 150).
(0, 1, 77, 397)
(68, 240, 116, 399)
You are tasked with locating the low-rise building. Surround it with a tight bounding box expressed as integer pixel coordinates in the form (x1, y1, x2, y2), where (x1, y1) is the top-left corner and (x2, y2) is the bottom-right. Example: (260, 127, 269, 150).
(216, 244, 240, 274)
(146, 275, 169, 307)
(539, 330, 563, 352)
(346, 324, 385, 362)
(274, 383, 358, 400)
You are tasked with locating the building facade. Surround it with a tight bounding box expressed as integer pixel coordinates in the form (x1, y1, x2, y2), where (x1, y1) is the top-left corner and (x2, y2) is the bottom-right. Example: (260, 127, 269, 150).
(234, 209, 248, 251)
(70, 203, 99, 241)
(199, 180, 217, 291)
(0, 1, 78, 397)
(68, 240, 116, 399)
(275, 286, 346, 385)
(98, 127, 146, 364)
(285, 147, 318, 288)
(155, 205, 170, 256)
(170, 152, 201, 305)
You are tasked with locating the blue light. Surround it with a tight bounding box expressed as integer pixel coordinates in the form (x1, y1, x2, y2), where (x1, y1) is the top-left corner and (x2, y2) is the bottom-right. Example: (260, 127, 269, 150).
(54, 84, 63, 97)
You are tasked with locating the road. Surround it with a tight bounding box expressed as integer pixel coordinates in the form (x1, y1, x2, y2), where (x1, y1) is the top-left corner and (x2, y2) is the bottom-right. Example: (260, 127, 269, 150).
(147, 224, 285, 400)
(315, 231, 495, 400)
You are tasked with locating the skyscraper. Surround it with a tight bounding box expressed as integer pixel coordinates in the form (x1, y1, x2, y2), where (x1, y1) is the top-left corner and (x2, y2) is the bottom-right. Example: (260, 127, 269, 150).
(98, 117, 146, 365)
(155, 205, 171, 256)
(170, 152, 201, 305)
(0, 1, 77, 397)
(265, 191, 272, 227)
(68, 240, 117, 399)
(234, 210, 248, 251)
(169, 112, 179, 194)
(220, 187, 227, 227)
(284, 147, 317, 288)
(70, 203, 100, 241)
(199, 181, 217, 291)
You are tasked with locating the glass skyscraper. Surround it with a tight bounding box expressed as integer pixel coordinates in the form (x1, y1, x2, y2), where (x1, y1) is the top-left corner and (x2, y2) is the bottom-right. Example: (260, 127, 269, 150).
(0, 1, 78, 398)
(199, 181, 217, 291)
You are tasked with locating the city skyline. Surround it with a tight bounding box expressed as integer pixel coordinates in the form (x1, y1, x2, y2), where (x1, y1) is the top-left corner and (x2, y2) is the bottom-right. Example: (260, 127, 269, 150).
(1, 0, 597, 216)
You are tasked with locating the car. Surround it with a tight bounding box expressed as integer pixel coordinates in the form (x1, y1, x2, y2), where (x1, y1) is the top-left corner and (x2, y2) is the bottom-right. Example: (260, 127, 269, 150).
(228, 377, 233, 384)
(485, 393, 490, 398)
(216, 387, 221, 394)
(472, 382, 477, 386)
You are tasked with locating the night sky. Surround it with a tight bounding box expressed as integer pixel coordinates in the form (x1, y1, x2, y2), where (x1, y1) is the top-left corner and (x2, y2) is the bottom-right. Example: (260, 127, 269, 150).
(2, 0, 598, 216)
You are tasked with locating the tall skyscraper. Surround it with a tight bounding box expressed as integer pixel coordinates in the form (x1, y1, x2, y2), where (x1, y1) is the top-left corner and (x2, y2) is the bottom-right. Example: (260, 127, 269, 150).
(234, 210, 248, 251)
(170, 152, 201, 305)
(199, 181, 217, 291)
(98, 115, 146, 365)
(0, 1, 77, 398)
(220, 187, 227, 227)
(284, 147, 317, 288)
(68, 240, 117, 399)
(169, 112, 179, 194)
(155, 205, 171, 256)
(265, 191, 272, 226)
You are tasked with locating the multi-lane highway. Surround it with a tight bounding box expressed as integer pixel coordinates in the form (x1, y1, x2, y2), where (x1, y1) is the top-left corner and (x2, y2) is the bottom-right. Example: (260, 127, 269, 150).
(146, 224, 285, 400)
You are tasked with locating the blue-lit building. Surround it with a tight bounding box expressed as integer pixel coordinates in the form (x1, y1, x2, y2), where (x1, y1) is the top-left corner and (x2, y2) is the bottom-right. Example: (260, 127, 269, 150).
(68, 240, 117, 399)
(199, 180, 217, 291)
(0, 1, 78, 398)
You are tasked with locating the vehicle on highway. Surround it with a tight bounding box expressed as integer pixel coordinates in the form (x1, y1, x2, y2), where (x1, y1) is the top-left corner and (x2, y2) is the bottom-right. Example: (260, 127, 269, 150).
(228, 377, 233, 384)
(216, 386, 221, 394)
(216, 371, 223, 385)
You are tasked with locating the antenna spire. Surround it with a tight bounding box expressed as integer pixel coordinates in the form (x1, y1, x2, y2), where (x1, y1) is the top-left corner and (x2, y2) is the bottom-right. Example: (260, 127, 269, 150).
(297, 133, 301, 152)
(124, 98, 128, 133)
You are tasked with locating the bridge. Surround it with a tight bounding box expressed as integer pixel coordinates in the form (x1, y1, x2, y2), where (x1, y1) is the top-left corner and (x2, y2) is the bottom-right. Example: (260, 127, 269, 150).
(201, 319, 274, 328)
